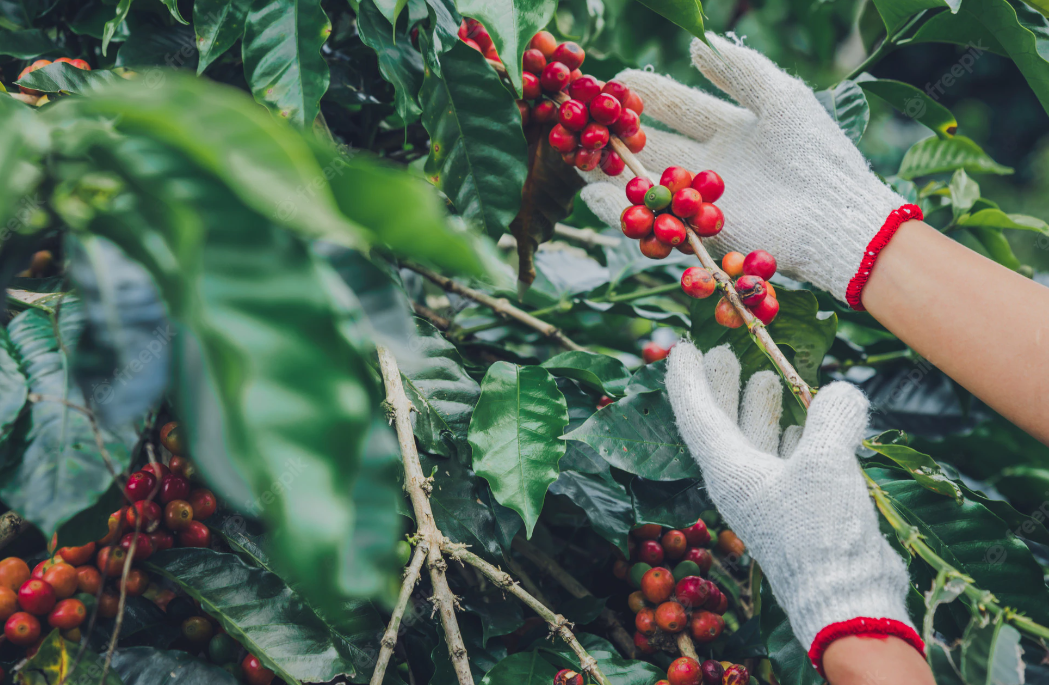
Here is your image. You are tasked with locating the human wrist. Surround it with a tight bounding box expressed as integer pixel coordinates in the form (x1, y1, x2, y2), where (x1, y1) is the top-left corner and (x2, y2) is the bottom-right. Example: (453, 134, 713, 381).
(822, 634, 934, 685)
(843, 204, 924, 310)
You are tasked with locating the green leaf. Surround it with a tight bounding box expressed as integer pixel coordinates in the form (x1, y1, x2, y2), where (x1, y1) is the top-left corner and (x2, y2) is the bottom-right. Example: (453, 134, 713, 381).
(633, 0, 708, 43)
(863, 432, 964, 501)
(463, 591, 525, 645)
(398, 318, 479, 460)
(869, 0, 955, 35)
(856, 77, 958, 138)
(454, 0, 557, 96)
(102, 0, 134, 55)
(541, 351, 631, 397)
(563, 390, 696, 481)
(965, 226, 1022, 269)
(47, 75, 362, 248)
(958, 208, 1049, 234)
(960, 615, 1024, 685)
(146, 548, 359, 685)
(469, 363, 569, 536)
(357, 0, 424, 122)
(536, 633, 665, 685)
(421, 452, 522, 562)
(374, 0, 409, 26)
(481, 651, 560, 685)
(115, 21, 198, 69)
(948, 169, 980, 221)
(194, 0, 249, 74)
(0, 28, 58, 58)
(898, 135, 1013, 179)
(66, 234, 170, 428)
(0, 302, 130, 536)
(112, 647, 239, 684)
(814, 79, 869, 143)
(419, 35, 529, 237)
(759, 579, 822, 685)
(16, 630, 123, 685)
(242, 0, 331, 127)
(160, 0, 190, 24)
(550, 470, 633, 551)
(15, 62, 125, 93)
(868, 466, 1049, 624)
(0, 329, 27, 439)
(629, 478, 711, 529)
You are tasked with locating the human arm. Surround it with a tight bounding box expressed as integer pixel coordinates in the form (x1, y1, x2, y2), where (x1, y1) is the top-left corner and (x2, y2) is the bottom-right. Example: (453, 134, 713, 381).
(823, 635, 936, 685)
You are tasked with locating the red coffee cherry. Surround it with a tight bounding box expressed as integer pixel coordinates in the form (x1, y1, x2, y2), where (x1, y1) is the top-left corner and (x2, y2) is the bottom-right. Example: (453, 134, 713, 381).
(149, 529, 175, 552)
(712, 592, 729, 614)
(54, 57, 91, 71)
(634, 631, 656, 655)
(57, 542, 96, 567)
(611, 107, 640, 138)
(659, 166, 693, 194)
(671, 188, 702, 219)
(574, 148, 601, 172)
(522, 48, 546, 75)
(701, 660, 724, 685)
(141, 461, 169, 482)
(723, 664, 749, 685)
(667, 657, 702, 685)
(683, 519, 711, 546)
(529, 31, 557, 59)
(626, 177, 653, 205)
(42, 565, 76, 599)
(533, 99, 556, 123)
(631, 524, 662, 540)
(76, 567, 102, 595)
(653, 214, 686, 246)
(555, 670, 584, 685)
(5, 612, 40, 645)
(681, 268, 715, 299)
(656, 601, 688, 632)
(637, 539, 665, 566)
(17, 59, 52, 95)
(612, 560, 630, 580)
(691, 170, 724, 203)
(159, 474, 191, 504)
(676, 241, 694, 254)
(539, 62, 571, 92)
(522, 71, 541, 100)
(691, 203, 724, 237)
(661, 530, 688, 559)
(188, 489, 217, 520)
(124, 471, 156, 503)
(179, 521, 212, 548)
(735, 275, 767, 307)
(599, 149, 625, 176)
(714, 298, 744, 328)
(601, 80, 630, 104)
(634, 606, 657, 635)
(580, 122, 609, 149)
(18, 580, 55, 615)
(48, 598, 86, 630)
(120, 532, 154, 560)
(642, 342, 669, 364)
(159, 422, 184, 455)
(702, 582, 723, 611)
(675, 575, 711, 608)
(597, 395, 614, 409)
(561, 149, 578, 166)
(639, 235, 673, 260)
(589, 93, 622, 126)
(641, 567, 675, 603)
(466, 23, 493, 52)
(690, 611, 724, 643)
(721, 252, 745, 278)
(568, 75, 602, 104)
(96, 546, 128, 577)
(558, 99, 589, 131)
(751, 293, 779, 325)
(551, 42, 585, 70)
(683, 547, 713, 572)
(242, 654, 276, 685)
(743, 250, 777, 280)
(548, 124, 578, 153)
(621, 205, 654, 239)
(624, 90, 644, 114)
(126, 500, 162, 532)
(620, 128, 646, 153)
(568, 68, 582, 83)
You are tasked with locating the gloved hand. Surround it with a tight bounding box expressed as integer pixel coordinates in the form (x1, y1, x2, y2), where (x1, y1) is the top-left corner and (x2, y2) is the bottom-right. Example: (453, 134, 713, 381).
(581, 33, 921, 308)
(664, 341, 922, 674)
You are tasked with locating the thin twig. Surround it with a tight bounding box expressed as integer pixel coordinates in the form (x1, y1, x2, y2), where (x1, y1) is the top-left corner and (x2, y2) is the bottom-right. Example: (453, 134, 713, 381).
(411, 302, 451, 331)
(444, 541, 613, 685)
(376, 345, 475, 685)
(100, 518, 139, 684)
(511, 538, 636, 658)
(402, 262, 588, 352)
(370, 541, 431, 685)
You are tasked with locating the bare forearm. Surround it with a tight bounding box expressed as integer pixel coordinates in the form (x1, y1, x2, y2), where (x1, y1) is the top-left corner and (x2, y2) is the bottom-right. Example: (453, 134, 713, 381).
(862, 220, 1049, 445)
(823, 636, 935, 685)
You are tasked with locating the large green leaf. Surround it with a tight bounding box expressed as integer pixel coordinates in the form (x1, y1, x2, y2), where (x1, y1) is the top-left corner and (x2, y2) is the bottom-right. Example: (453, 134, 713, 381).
(948, 169, 980, 221)
(14, 62, 124, 93)
(115, 21, 198, 69)
(958, 208, 1049, 234)
(960, 616, 1024, 685)
(398, 317, 479, 460)
(112, 647, 239, 684)
(419, 35, 529, 238)
(0, 301, 130, 535)
(898, 135, 1013, 179)
(868, 466, 1049, 624)
(421, 452, 522, 562)
(469, 362, 569, 536)
(102, 0, 135, 54)
(0, 329, 27, 438)
(563, 390, 697, 481)
(0, 28, 58, 58)
(863, 432, 963, 501)
(15, 630, 123, 685)
(481, 650, 560, 685)
(242, 0, 331, 127)
(549, 470, 633, 551)
(759, 579, 822, 685)
(194, 0, 249, 74)
(633, 0, 708, 43)
(357, 0, 424, 122)
(146, 548, 359, 685)
(454, 0, 557, 96)
(870, 0, 954, 34)
(629, 478, 712, 529)
(540, 350, 631, 397)
(857, 77, 958, 138)
(814, 79, 869, 143)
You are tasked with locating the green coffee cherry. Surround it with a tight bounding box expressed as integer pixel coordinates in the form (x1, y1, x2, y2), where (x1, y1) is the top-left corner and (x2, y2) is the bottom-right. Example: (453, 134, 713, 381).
(643, 185, 672, 211)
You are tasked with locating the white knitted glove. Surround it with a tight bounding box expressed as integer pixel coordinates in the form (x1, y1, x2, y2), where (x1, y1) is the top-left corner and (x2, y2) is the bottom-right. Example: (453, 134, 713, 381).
(581, 33, 921, 306)
(665, 341, 921, 671)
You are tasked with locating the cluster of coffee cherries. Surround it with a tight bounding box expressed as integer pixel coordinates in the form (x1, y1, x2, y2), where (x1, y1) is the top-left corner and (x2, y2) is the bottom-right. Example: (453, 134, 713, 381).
(662, 656, 749, 685)
(620, 167, 725, 260)
(613, 521, 744, 654)
(457, 18, 501, 63)
(697, 249, 780, 328)
(15, 57, 90, 99)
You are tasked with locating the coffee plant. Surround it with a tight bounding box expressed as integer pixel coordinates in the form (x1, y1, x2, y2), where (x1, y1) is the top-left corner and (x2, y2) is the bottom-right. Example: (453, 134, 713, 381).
(0, 0, 1048, 683)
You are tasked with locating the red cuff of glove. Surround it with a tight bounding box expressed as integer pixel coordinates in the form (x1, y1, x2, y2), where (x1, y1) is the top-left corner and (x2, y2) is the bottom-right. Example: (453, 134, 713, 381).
(845, 204, 923, 311)
(808, 617, 925, 677)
